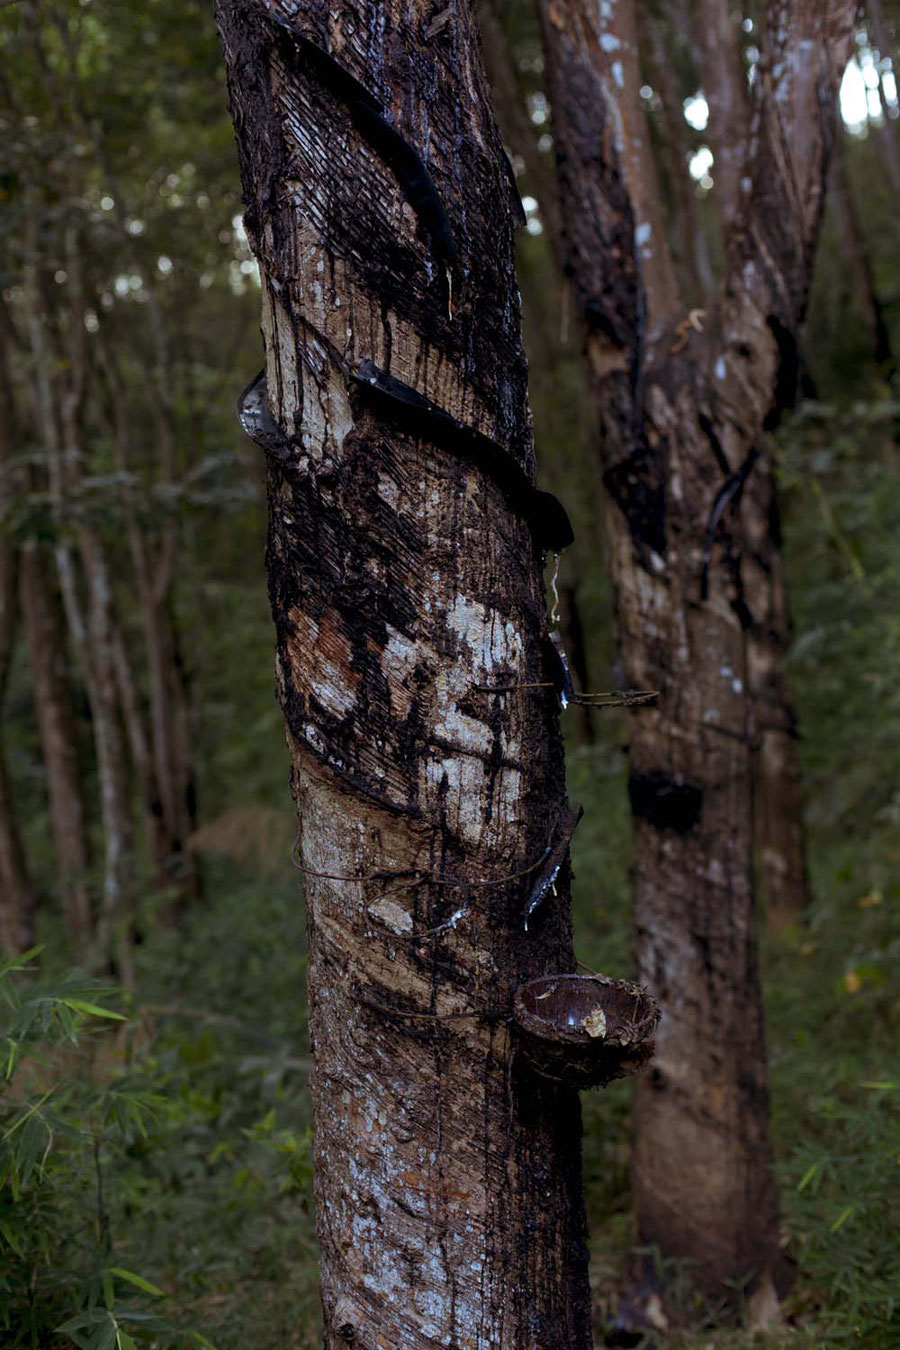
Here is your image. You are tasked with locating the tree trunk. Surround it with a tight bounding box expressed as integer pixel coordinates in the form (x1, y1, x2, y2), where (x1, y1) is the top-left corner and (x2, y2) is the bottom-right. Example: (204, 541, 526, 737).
(638, 3, 716, 303)
(0, 518, 35, 957)
(94, 329, 199, 907)
(693, 0, 749, 237)
(0, 317, 89, 942)
(537, 0, 855, 1301)
(217, 1, 600, 1344)
(0, 335, 36, 952)
(18, 542, 93, 940)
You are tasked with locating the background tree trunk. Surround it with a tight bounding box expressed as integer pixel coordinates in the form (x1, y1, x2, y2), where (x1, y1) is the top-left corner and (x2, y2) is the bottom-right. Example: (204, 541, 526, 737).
(217, 0, 593, 1344)
(0, 367, 35, 953)
(18, 541, 92, 940)
(0, 320, 90, 942)
(24, 228, 135, 967)
(537, 0, 855, 1301)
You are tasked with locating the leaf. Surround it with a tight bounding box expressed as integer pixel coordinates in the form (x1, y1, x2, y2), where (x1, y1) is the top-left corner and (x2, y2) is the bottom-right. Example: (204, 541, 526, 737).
(0, 945, 44, 979)
(56, 1310, 111, 1334)
(189, 1333, 218, 1349)
(0, 1218, 23, 1255)
(86, 1318, 118, 1350)
(61, 999, 127, 1021)
(116, 1332, 137, 1350)
(107, 1267, 166, 1298)
(797, 1160, 823, 1192)
(860, 1080, 897, 1092)
(830, 1205, 855, 1232)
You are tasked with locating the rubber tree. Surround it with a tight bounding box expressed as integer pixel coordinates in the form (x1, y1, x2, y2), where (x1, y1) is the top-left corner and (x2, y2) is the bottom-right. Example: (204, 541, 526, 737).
(215, 0, 660, 1343)
(536, 0, 856, 1299)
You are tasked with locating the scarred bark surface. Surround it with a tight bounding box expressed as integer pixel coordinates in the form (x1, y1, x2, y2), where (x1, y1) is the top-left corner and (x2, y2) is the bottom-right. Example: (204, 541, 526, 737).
(537, 0, 856, 1296)
(217, 2, 592, 1345)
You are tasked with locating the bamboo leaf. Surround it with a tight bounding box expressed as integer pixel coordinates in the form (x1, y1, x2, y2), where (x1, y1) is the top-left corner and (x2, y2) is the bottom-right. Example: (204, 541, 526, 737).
(107, 1266, 166, 1298)
(61, 999, 127, 1021)
(797, 1160, 823, 1192)
(831, 1205, 855, 1232)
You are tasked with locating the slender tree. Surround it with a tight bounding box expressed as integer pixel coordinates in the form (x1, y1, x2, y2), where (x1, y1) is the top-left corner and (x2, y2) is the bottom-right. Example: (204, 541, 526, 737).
(215, 0, 647, 1342)
(537, 0, 856, 1301)
(0, 338, 35, 953)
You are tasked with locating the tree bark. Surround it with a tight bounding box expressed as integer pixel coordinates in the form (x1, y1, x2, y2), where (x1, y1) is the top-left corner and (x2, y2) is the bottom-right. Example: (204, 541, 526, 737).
(217, 1, 597, 1344)
(692, 0, 748, 235)
(537, 0, 855, 1300)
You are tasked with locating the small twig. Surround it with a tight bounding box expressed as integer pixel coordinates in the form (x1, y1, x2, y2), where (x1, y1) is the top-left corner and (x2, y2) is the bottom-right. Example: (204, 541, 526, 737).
(473, 680, 658, 708)
(477, 629, 657, 709)
(291, 839, 553, 890)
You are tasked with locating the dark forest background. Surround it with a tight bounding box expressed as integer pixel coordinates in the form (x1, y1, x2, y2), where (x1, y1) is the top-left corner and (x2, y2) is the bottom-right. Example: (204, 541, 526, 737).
(0, 1, 898, 1345)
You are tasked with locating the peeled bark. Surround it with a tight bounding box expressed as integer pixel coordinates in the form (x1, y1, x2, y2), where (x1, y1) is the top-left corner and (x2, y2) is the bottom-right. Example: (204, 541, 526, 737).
(537, 0, 855, 1299)
(217, 0, 598, 1344)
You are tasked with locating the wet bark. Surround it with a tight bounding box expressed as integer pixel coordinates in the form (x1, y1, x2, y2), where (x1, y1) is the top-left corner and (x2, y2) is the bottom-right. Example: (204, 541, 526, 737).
(689, 0, 813, 928)
(537, 0, 855, 1300)
(217, 1, 591, 1345)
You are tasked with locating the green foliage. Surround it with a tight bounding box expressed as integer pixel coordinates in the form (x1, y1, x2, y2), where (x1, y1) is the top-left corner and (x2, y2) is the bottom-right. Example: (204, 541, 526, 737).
(0, 874, 320, 1348)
